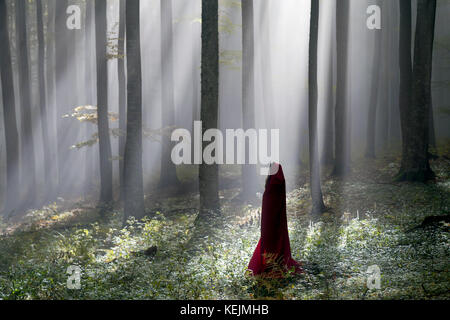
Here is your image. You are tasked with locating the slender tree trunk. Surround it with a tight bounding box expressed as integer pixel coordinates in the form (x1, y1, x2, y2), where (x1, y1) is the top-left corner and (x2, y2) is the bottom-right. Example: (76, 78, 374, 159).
(71, 0, 83, 196)
(16, 0, 37, 208)
(365, 0, 382, 159)
(388, 0, 401, 147)
(95, 0, 113, 203)
(84, 0, 95, 197)
(259, 0, 276, 131)
(191, 2, 200, 160)
(308, 0, 326, 216)
(123, 0, 145, 221)
(398, 0, 412, 176)
(428, 4, 437, 150)
(241, 0, 257, 200)
(159, 0, 179, 188)
(36, 0, 51, 202)
(118, 0, 126, 200)
(321, 1, 335, 166)
(332, 0, 350, 177)
(378, 0, 390, 152)
(199, 0, 220, 216)
(397, 0, 436, 182)
(55, 0, 69, 195)
(46, 0, 57, 198)
(0, 0, 20, 216)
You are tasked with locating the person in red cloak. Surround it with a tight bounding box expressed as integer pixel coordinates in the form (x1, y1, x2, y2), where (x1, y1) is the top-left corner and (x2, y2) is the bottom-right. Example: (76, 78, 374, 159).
(247, 163, 303, 278)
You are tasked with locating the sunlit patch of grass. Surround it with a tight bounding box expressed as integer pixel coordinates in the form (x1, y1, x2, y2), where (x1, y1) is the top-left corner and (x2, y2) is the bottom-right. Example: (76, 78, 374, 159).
(0, 146, 450, 300)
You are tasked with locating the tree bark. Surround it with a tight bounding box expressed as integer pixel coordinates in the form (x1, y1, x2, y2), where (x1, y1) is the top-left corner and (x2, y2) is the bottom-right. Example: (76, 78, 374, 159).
(397, 0, 436, 182)
(118, 0, 126, 200)
(365, 0, 382, 159)
(55, 0, 68, 196)
(199, 0, 220, 216)
(241, 0, 257, 200)
(332, 0, 350, 177)
(308, 0, 326, 216)
(95, 0, 113, 203)
(36, 0, 51, 201)
(398, 0, 412, 176)
(0, 0, 20, 215)
(16, 0, 37, 207)
(321, 0, 335, 166)
(191, 2, 200, 163)
(123, 0, 145, 221)
(258, 0, 276, 131)
(84, 0, 95, 197)
(46, 0, 57, 198)
(378, 0, 390, 152)
(159, 0, 180, 188)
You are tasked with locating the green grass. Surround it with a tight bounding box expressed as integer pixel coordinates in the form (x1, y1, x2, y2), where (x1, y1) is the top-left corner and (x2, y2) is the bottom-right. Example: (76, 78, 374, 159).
(0, 147, 449, 300)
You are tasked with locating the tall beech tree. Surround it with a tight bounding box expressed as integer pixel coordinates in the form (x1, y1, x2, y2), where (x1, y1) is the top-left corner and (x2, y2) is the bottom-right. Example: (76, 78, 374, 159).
(160, 0, 180, 188)
(46, 0, 57, 197)
(36, 0, 51, 199)
(199, 0, 220, 217)
(398, 0, 412, 178)
(84, 0, 96, 195)
(308, 0, 326, 216)
(95, 0, 113, 203)
(241, 0, 257, 199)
(123, 0, 145, 221)
(397, 0, 437, 181)
(191, 1, 200, 134)
(16, 0, 37, 207)
(365, 0, 382, 159)
(259, 0, 276, 131)
(118, 0, 126, 200)
(321, 0, 335, 166)
(333, 0, 350, 177)
(0, 0, 20, 215)
(55, 0, 68, 194)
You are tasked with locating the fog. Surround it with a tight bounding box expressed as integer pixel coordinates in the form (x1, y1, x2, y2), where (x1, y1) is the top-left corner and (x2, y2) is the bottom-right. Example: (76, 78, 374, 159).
(1, 0, 450, 212)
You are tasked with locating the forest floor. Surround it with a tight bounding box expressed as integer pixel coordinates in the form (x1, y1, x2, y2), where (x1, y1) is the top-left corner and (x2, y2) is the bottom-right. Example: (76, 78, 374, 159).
(0, 142, 449, 300)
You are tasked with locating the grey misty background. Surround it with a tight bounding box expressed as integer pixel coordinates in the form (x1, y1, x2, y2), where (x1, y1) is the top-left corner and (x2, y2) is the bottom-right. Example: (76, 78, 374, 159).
(0, 0, 449, 212)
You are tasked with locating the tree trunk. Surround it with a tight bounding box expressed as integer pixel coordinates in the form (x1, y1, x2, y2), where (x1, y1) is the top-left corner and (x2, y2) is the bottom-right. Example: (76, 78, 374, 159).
(0, 0, 20, 216)
(397, 0, 436, 182)
(308, 0, 326, 216)
(16, 0, 37, 208)
(191, 2, 200, 163)
(332, 0, 350, 177)
(321, 1, 335, 166)
(95, 0, 113, 203)
(55, 0, 68, 196)
(199, 0, 220, 216)
(159, 0, 180, 188)
(36, 0, 51, 202)
(258, 0, 276, 131)
(46, 0, 57, 198)
(397, 0, 412, 177)
(378, 0, 390, 152)
(241, 0, 257, 200)
(388, 0, 401, 147)
(118, 0, 126, 200)
(84, 0, 95, 197)
(123, 0, 145, 221)
(365, 0, 382, 159)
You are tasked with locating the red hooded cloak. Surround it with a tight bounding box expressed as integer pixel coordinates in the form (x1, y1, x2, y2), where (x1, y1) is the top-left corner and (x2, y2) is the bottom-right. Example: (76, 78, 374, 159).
(247, 164, 303, 278)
